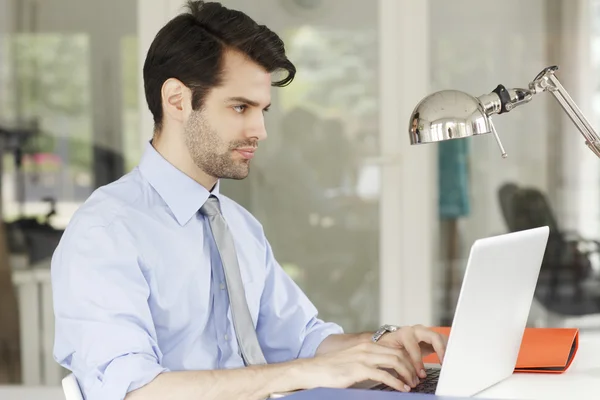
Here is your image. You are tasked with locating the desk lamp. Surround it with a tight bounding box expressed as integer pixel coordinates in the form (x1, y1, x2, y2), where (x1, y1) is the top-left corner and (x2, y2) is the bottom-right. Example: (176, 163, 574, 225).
(408, 66, 600, 158)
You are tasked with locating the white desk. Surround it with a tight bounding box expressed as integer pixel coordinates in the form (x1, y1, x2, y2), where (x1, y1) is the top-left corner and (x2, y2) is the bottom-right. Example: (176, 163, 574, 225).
(477, 333, 600, 399)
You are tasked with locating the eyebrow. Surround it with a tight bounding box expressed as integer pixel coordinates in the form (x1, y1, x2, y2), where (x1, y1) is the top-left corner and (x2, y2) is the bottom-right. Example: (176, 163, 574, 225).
(226, 96, 271, 110)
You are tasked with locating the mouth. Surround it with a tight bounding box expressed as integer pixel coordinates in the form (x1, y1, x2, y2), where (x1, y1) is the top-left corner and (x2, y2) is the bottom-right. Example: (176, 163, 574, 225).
(234, 148, 256, 160)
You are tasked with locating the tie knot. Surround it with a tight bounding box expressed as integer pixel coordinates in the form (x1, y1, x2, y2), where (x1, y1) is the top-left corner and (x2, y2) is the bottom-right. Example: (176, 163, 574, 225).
(200, 195, 221, 217)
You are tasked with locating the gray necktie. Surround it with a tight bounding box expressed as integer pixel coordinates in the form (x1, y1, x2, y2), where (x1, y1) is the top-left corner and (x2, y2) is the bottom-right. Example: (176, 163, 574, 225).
(200, 195, 267, 366)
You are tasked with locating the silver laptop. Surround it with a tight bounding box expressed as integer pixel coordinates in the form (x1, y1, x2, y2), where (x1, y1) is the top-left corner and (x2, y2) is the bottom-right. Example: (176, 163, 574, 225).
(362, 226, 550, 397)
(269, 226, 549, 398)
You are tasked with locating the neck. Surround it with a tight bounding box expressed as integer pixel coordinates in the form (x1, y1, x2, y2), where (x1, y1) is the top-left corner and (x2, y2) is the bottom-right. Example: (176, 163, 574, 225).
(152, 131, 218, 191)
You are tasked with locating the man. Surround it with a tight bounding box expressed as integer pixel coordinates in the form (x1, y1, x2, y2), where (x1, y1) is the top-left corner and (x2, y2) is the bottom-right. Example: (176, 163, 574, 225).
(51, 2, 447, 399)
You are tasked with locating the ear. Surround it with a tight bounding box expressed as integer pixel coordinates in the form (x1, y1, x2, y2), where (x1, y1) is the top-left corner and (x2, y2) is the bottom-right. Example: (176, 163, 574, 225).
(161, 78, 192, 124)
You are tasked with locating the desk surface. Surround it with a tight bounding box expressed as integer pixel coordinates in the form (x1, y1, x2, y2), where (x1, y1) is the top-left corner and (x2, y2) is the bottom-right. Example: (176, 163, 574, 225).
(475, 333, 600, 399)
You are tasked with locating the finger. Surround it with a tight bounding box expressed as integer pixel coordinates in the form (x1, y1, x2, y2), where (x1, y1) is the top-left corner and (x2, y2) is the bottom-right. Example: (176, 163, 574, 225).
(362, 366, 412, 393)
(363, 353, 419, 388)
(360, 343, 419, 382)
(431, 333, 447, 363)
(399, 328, 425, 378)
(415, 327, 447, 365)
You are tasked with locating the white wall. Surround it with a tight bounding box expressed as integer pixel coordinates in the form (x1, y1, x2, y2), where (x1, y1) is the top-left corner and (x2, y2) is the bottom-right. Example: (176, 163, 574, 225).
(13, 0, 135, 33)
(429, 0, 600, 260)
(430, 0, 555, 259)
(15, 0, 137, 154)
(214, 0, 377, 30)
(556, 0, 600, 238)
(379, 0, 435, 326)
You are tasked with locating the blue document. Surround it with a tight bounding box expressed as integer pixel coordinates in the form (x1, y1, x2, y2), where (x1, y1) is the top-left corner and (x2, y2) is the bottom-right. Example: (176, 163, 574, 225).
(283, 387, 486, 399)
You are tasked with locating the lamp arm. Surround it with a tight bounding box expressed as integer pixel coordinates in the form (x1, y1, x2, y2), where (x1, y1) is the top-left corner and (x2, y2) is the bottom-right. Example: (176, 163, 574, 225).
(477, 65, 600, 158)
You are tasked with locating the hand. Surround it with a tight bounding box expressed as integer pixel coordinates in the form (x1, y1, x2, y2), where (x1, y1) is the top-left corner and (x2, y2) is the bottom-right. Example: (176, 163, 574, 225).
(296, 342, 420, 392)
(377, 325, 448, 380)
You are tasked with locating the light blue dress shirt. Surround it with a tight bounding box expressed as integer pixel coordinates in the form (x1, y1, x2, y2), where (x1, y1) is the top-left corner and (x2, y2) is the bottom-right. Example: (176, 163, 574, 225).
(51, 143, 344, 400)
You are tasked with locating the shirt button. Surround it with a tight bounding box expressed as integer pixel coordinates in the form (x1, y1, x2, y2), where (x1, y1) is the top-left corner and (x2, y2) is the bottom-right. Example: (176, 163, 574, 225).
(220, 283, 225, 290)
(224, 334, 229, 341)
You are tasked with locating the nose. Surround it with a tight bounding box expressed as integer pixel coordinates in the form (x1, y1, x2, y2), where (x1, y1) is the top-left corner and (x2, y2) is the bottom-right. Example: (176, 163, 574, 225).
(248, 112, 268, 141)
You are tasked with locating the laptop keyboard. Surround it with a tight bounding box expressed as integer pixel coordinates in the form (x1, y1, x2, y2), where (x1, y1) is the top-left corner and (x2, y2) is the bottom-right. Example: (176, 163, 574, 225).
(371, 368, 441, 394)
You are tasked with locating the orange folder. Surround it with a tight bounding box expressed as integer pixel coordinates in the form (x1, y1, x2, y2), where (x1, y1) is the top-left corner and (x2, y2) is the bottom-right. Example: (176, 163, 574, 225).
(422, 327, 579, 374)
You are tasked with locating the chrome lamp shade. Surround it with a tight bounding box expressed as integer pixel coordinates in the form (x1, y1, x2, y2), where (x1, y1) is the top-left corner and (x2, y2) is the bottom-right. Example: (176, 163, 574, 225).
(408, 66, 600, 159)
(409, 90, 493, 144)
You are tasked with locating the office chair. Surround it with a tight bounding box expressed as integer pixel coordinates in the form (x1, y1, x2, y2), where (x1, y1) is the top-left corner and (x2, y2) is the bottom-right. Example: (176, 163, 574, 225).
(62, 373, 84, 400)
(497, 183, 600, 318)
(497, 183, 519, 231)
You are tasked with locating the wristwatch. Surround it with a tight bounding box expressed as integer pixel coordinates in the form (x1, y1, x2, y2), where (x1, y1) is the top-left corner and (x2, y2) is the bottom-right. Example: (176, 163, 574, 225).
(372, 324, 400, 343)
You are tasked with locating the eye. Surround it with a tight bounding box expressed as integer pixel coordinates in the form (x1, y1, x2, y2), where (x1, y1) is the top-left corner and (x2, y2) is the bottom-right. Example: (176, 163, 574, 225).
(232, 105, 247, 113)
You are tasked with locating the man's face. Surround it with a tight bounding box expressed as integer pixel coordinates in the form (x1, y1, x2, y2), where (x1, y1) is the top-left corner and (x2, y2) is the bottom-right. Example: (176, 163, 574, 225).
(183, 50, 272, 180)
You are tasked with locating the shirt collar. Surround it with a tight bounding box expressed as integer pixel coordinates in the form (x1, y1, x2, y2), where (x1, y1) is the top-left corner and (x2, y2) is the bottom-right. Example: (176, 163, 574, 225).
(138, 141, 221, 226)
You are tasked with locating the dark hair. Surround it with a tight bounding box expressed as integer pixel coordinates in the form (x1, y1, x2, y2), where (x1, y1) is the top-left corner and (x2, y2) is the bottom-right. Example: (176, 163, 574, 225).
(143, 1, 296, 131)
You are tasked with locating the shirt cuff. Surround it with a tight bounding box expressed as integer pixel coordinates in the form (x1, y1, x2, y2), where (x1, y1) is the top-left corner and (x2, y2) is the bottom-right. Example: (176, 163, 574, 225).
(84, 353, 169, 400)
(297, 321, 344, 359)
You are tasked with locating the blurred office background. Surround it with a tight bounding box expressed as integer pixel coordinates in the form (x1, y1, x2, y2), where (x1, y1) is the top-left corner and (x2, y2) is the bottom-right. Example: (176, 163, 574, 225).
(1, 0, 600, 395)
